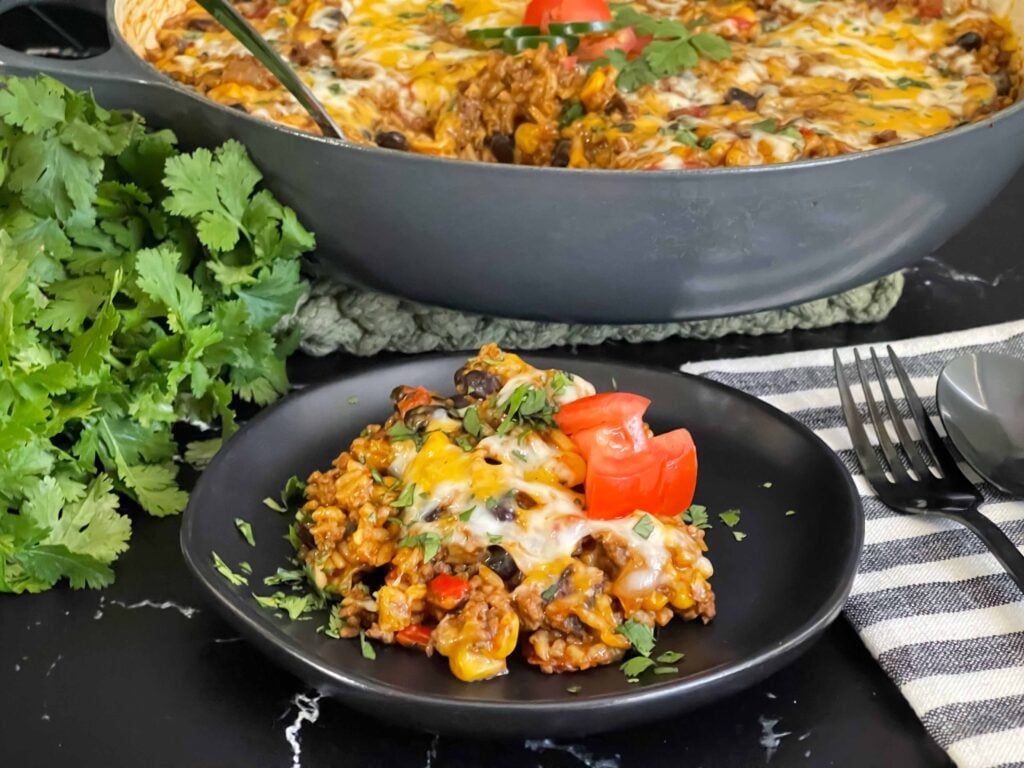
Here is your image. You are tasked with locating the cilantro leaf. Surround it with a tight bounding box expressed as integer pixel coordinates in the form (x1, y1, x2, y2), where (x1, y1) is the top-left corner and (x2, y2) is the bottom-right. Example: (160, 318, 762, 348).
(620, 656, 656, 677)
(359, 630, 377, 659)
(632, 514, 655, 540)
(235, 518, 256, 546)
(682, 504, 711, 529)
(616, 619, 655, 656)
(718, 509, 741, 527)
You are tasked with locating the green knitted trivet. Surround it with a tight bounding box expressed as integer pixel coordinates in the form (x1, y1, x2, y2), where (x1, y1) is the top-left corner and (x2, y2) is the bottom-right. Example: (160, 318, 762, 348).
(291, 273, 905, 357)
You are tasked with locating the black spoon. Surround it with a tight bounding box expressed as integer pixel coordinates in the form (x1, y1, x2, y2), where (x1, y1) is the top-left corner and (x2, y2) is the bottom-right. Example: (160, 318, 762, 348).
(194, 0, 344, 140)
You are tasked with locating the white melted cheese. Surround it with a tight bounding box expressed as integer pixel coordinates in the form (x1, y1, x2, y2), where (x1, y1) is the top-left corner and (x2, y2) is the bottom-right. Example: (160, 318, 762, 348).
(385, 369, 684, 590)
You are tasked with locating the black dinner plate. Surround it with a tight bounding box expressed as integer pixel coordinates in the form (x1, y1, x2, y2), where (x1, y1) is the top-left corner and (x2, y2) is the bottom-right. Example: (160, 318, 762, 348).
(180, 352, 863, 737)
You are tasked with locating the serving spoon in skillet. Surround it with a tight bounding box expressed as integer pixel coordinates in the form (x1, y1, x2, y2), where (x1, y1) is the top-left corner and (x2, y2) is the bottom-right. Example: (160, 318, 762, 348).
(194, 0, 345, 140)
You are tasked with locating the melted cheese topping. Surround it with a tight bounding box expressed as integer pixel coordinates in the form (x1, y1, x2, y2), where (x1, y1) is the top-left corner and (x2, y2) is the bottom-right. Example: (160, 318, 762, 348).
(147, 0, 1019, 166)
(382, 368, 705, 595)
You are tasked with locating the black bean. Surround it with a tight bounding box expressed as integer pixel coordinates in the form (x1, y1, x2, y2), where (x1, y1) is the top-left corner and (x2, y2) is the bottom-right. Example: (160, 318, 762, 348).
(454, 367, 501, 396)
(725, 87, 759, 111)
(617, 122, 635, 133)
(488, 133, 515, 163)
(451, 393, 472, 409)
(489, 497, 517, 522)
(484, 547, 519, 581)
(955, 31, 982, 51)
(375, 131, 409, 151)
(551, 139, 572, 168)
(994, 70, 1011, 96)
(403, 404, 437, 430)
(297, 524, 316, 550)
(421, 507, 441, 522)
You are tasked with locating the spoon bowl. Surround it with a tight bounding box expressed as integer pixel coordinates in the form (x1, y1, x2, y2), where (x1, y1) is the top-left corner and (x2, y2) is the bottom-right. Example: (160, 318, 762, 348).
(937, 352, 1024, 496)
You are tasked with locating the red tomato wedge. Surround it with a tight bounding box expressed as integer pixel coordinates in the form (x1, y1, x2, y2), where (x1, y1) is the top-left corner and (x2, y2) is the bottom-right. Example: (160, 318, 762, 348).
(395, 385, 433, 417)
(554, 392, 650, 436)
(556, 393, 698, 519)
(523, 0, 562, 26)
(575, 27, 643, 61)
(650, 428, 698, 516)
(524, 0, 612, 30)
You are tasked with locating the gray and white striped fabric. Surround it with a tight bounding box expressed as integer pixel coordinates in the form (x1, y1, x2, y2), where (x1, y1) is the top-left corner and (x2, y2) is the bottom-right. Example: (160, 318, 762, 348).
(681, 320, 1024, 768)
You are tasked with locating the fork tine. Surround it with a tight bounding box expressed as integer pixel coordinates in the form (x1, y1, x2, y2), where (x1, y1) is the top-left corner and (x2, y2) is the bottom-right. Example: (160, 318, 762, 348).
(870, 348, 933, 478)
(886, 345, 969, 483)
(853, 349, 911, 482)
(833, 350, 888, 487)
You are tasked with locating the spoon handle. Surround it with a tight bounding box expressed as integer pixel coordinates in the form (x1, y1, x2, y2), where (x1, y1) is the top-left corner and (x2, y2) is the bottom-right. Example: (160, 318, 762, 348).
(194, 0, 344, 140)
(957, 507, 1024, 592)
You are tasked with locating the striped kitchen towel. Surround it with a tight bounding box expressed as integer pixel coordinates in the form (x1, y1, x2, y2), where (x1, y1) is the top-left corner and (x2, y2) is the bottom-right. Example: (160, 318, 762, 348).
(681, 319, 1024, 768)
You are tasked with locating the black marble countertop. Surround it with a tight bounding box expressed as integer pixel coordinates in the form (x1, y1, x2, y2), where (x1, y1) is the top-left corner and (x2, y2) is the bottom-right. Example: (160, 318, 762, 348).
(3, 7, 1024, 765)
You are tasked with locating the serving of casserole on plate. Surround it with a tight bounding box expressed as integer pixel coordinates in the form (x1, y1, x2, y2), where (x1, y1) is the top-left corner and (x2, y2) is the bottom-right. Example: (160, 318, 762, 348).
(294, 345, 713, 681)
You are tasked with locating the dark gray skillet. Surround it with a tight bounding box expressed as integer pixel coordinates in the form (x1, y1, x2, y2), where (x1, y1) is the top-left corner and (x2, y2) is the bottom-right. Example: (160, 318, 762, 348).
(179, 353, 863, 736)
(3, 0, 1017, 324)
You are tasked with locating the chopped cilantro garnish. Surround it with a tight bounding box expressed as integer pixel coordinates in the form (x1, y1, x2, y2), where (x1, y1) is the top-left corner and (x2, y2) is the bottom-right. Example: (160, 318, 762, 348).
(656, 650, 684, 664)
(455, 435, 475, 452)
(620, 656, 655, 678)
(550, 370, 572, 395)
(392, 483, 417, 508)
(398, 531, 442, 562)
(495, 384, 558, 435)
(616, 619, 655, 657)
(762, 482, 773, 489)
(387, 423, 419, 442)
(751, 118, 779, 133)
(263, 497, 287, 513)
(718, 509, 741, 527)
(239, 561, 253, 575)
(320, 605, 346, 638)
(282, 476, 306, 507)
(653, 666, 679, 675)
(594, 7, 731, 93)
(485, 496, 498, 510)
(234, 518, 256, 547)
(632, 514, 655, 540)
(733, 530, 747, 542)
(370, 468, 384, 485)
(698, 135, 715, 150)
(512, 449, 528, 462)
(359, 630, 377, 660)
(486, 533, 503, 545)
(264, 567, 304, 586)
(541, 582, 559, 602)
(253, 590, 319, 620)
(785, 509, 797, 517)
(559, 102, 585, 129)
(681, 504, 710, 529)
(458, 506, 475, 522)
(674, 128, 699, 146)
(566, 685, 582, 694)
(463, 406, 482, 437)
(212, 552, 248, 586)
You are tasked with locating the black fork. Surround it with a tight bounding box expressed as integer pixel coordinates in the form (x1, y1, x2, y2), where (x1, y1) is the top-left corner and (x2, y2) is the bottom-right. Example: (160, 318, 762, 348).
(834, 345, 1024, 592)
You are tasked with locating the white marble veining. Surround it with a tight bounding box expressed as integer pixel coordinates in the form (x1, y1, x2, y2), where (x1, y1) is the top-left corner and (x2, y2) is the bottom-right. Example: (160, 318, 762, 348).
(524, 739, 621, 768)
(283, 692, 323, 768)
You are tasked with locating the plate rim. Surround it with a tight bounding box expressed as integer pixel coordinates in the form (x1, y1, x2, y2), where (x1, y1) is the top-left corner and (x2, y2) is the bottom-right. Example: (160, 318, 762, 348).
(180, 350, 863, 717)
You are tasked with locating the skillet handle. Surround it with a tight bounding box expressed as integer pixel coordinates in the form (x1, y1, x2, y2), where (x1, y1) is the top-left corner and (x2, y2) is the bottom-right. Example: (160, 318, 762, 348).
(0, 0, 161, 90)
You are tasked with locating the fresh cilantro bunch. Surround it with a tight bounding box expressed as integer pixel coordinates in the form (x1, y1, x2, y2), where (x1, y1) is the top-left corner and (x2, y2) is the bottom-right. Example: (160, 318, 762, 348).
(596, 7, 732, 92)
(0, 75, 313, 593)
